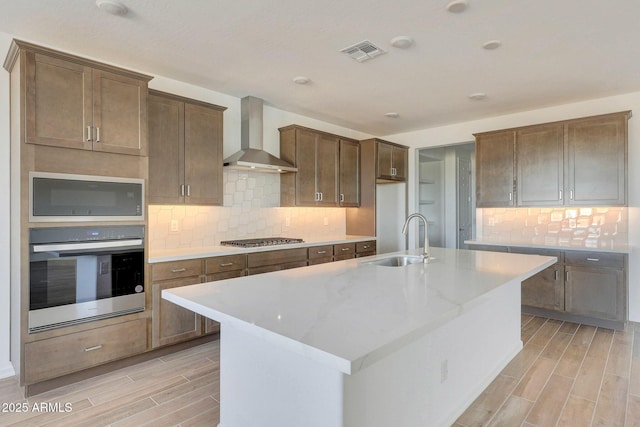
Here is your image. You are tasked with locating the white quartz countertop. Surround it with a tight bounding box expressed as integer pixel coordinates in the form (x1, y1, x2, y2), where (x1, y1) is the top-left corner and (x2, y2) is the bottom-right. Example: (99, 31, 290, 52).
(465, 239, 631, 254)
(163, 247, 555, 375)
(148, 235, 376, 263)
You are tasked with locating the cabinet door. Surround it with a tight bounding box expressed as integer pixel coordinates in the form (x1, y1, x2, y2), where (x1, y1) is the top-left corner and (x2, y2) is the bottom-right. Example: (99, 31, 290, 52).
(148, 94, 185, 204)
(339, 140, 360, 206)
(24, 52, 93, 150)
(152, 276, 203, 348)
(184, 103, 223, 205)
(566, 114, 627, 205)
(475, 131, 515, 207)
(316, 134, 339, 206)
(295, 129, 319, 205)
(92, 69, 148, 156)
(565, 266, 624, 321)
(521, 265, 564, 311)
(377, 143, 394, 180)
(516, 124, 564, 206)
(392, 146, 408, 181)
(203, 270, 245, 334)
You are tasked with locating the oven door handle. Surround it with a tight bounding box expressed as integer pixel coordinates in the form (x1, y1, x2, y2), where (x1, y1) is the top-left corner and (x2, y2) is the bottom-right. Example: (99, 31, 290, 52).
(32, 239, 143, 253)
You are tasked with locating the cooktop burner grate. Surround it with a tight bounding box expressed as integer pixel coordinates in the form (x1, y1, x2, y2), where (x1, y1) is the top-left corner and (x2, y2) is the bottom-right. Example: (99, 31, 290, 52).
(220, 237, 304, 248)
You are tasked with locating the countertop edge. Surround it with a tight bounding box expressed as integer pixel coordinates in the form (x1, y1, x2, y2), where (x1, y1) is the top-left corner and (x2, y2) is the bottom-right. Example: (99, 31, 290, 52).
(465, 239, 631, 254)
(149, 235, 377, 263)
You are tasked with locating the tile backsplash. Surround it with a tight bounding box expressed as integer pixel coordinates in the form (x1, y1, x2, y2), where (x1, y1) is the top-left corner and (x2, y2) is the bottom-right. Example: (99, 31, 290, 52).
(148, 170, 346, 250)
(478, 207, 628, 249)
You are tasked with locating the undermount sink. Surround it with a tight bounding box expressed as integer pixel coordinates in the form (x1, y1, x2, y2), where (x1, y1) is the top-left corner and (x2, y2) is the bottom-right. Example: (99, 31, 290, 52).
(364, 255, 426, 267)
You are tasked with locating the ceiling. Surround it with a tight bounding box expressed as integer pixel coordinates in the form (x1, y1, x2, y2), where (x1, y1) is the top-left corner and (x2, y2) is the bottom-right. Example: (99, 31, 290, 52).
(1, 0, 640, 136)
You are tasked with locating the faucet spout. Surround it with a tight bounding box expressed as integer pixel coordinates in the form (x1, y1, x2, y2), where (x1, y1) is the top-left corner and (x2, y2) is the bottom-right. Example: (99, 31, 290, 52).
(402, 213, 430, 261)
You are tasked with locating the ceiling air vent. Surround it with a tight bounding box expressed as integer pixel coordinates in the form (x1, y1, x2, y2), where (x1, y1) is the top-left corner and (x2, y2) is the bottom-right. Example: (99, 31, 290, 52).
(340, 40, 386, 63)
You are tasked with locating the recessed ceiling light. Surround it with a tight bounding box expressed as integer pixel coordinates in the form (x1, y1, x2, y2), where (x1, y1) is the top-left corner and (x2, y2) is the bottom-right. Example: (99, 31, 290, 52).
(468, 92, 486, 101)
(96, 0, 128, 16)
(385, 112, 400, 118)
(482, 40, 502, 50)
(446, 0, 469, 13)
(390, 36, 414, 49)
(292, 76, 310, 85)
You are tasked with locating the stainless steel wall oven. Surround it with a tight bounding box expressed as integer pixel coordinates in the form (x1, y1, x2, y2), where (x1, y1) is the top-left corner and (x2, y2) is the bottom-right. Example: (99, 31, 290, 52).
(28, 225, 145, 333)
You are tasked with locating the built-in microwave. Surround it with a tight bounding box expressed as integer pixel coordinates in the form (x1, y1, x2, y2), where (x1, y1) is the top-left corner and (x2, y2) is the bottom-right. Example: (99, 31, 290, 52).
(29, 172, 144, 222)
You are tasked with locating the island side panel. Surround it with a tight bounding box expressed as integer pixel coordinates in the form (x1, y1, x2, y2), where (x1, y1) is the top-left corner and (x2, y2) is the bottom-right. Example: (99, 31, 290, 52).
(218, 322, 346, 427)
(343, 278, 522, 427)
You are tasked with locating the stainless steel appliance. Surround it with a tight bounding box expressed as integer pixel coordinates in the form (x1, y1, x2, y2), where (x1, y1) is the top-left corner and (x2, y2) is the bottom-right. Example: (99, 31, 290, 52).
(29, 171, 144, 222)
(220, 237, 304, 248)
(28, 225, 145, 333)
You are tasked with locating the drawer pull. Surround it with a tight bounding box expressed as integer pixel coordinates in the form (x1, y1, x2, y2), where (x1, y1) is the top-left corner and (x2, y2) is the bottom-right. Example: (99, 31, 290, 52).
(316, 250, 327, 254)
(341, 248, 351, 252)
(84, 344, 103, 352)
(219, 262, 234, 267)
(586, 258, 600, 262)
(363, 245, 371, 249)
(555, 270, 559, 281)
(171, 268, 187, 273)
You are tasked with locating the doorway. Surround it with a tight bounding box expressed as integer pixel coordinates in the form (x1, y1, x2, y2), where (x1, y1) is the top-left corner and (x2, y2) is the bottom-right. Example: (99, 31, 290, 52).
(417, 143, 475, 249)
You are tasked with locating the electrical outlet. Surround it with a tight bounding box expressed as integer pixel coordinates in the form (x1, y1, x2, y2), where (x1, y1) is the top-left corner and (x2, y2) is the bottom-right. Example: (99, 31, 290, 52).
(323, 217, 329, 226)
(170, 219, 179, 232)
(440, 359, 448, 383)
(285, 217, 290, 227)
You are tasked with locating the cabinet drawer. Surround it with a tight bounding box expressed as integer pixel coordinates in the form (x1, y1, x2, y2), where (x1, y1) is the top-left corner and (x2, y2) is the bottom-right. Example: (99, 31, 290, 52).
(334, 243, 355, 257)
(247, 248, 308, 268)
(356, 241, 376, 254)
(25, 319, 147, 384)
(206, 270, 245, 282)
(248, 260, 308, 275)
(205, 254, 246, 274)
(151, 259, 202, 281)
(564, 251, 624, 269)
(308, 245, 334, 260)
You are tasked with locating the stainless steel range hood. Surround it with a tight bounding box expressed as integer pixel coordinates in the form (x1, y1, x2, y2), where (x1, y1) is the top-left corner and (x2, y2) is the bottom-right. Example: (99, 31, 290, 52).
(223, 96, 297, 173)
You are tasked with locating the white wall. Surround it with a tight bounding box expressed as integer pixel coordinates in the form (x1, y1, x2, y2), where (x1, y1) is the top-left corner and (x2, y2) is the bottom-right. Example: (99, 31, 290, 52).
(0, 32, 13, 378)
(385, 92, 640, 322)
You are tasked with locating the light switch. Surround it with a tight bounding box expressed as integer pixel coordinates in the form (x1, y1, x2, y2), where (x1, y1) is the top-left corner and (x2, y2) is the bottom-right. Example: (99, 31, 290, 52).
(170, 219, 179, 232)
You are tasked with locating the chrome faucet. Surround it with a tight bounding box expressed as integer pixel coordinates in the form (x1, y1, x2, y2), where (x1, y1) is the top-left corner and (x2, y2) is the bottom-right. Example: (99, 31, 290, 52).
(402, 213, 430, 262)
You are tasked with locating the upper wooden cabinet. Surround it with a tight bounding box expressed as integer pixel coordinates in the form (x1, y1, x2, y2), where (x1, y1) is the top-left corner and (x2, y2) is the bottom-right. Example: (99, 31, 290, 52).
(279, 125, 359, 207)
(5, 40, 152, 156)
(148, 90, 226, 205)
(475, 111, 629, 207)
(566, 114, 627, 205)
(339, 139, 360, 207)
(475, 130, 515, 207)
(376, 140, 407, 182)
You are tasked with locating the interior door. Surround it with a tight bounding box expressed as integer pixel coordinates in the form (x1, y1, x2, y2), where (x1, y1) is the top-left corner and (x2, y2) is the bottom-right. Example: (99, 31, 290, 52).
(456, 153, 473, 249)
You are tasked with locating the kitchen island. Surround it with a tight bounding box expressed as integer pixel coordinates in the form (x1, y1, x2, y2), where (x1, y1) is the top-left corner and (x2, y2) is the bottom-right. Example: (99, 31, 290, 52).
(163, 247, 555, 427)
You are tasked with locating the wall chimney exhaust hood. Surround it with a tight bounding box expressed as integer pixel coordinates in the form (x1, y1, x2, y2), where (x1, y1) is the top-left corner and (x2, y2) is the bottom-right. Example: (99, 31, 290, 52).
(223, 96, 297, 173)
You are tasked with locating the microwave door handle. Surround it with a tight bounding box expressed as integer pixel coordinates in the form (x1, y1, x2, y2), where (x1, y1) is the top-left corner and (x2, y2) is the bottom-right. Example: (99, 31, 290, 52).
(32, 239, 143, 253)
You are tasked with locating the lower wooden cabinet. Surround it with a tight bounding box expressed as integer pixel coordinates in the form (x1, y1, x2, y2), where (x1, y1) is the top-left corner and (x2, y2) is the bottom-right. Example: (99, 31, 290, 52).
(152, 276, 203, 348)
(356, 241, 376, 258)
(24, 318, 147, 383)
(334, 243, 356, 261)
(247, 248, 308, 275)
(512, 248, 564, 311)
(564, 251, 625, 322)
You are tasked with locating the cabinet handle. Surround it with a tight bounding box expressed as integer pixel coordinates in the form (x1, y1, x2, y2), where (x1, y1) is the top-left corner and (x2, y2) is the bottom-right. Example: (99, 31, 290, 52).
(586, 258, 600, 262)
(559, 190, 562, 200)
(187, 185, 191, 197)
(96, 127, 100, 142)
(341, 247, 350, 252)
(84, 344, 103, 352)
(570, 190, 574, 200)
(316, 250, 327, 254)
(509, 192, 512, 201)
(566, 271, 570, 281)
(87, 126, 92, 142)
(363, 245, 370, 249)
(340, 194, 345, 203)
(319, 192, 323, 201)
(219, 262, 234, 267)
(181, 185, 185, 196)
(171, 268, 187, 273)
(391, 167, 397, 176)
(555, 270, 559, 281)
(315, 192, 320, 201)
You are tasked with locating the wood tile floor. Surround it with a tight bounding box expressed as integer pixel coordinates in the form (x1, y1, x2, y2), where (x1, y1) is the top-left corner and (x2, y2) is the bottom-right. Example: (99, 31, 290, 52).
(0, 317, 638, 426)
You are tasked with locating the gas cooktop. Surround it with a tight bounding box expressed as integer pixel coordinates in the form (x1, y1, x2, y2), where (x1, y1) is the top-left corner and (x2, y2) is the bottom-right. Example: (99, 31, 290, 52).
(220, 237, 304, 248)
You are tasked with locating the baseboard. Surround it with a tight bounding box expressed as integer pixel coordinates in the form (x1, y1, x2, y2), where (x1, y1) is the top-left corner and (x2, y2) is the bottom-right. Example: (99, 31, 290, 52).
(0, 361, 16, 379)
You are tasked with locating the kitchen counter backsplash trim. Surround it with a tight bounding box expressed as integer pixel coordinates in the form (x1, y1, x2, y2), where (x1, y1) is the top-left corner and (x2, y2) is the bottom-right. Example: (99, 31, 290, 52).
(148, 235, 375, 263)
(477, 206, 628, 250)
